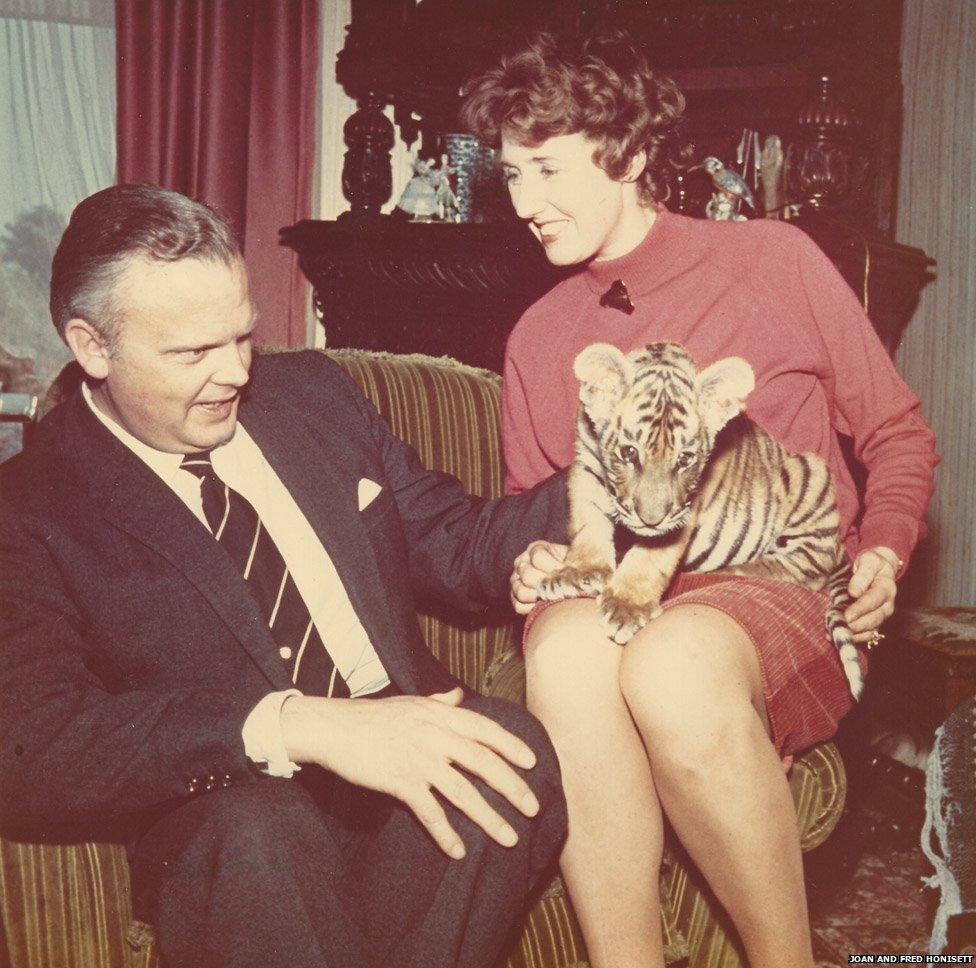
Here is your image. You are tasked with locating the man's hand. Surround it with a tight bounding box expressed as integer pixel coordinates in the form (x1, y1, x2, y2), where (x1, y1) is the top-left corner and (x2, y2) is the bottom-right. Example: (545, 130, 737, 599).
(279, 687, 539, 859)
(510, 541, 569, 615)
(845, 545, 900, 642)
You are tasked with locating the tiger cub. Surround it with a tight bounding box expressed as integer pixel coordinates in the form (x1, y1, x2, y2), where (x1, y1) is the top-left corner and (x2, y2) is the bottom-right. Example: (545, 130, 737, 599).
(537, 340, 863, 700)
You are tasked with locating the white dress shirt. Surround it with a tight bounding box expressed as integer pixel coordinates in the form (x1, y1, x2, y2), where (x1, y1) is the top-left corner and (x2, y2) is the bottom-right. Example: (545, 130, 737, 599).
(82, 383, 390, 776)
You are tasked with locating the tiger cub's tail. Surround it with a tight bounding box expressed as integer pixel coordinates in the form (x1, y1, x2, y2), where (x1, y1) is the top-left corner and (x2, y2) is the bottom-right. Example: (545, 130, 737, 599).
(824, 556, 864, 700)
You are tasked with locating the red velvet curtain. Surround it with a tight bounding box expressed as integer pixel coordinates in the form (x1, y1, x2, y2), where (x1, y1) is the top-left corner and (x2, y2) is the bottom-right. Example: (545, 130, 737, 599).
(116, 0, 318, 347)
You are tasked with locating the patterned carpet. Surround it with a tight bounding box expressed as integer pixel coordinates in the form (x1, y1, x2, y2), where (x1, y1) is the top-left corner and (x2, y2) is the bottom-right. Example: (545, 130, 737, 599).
(806, 795, 975, 963)
(807, 819, 933, 963)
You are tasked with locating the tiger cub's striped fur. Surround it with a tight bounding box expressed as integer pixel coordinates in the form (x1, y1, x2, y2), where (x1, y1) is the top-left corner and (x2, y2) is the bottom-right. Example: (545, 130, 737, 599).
(537, 340, 863, 700)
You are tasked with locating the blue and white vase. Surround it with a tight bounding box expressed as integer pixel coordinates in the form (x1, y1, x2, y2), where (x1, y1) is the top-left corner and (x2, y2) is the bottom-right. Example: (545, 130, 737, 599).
(443, 133, 498, 222)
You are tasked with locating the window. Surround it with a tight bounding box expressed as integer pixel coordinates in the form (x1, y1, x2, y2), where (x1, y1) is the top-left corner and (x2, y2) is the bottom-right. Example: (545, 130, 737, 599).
(0, 0, 115, 458)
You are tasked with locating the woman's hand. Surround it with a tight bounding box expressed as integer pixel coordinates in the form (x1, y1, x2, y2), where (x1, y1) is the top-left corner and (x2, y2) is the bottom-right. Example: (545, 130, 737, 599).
(510, 541, 568, 615)
(844, 545, 901, 642)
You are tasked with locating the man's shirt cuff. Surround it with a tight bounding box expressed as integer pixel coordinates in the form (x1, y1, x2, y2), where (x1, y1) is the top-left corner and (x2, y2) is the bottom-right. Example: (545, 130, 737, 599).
(242, 690, 303, 778)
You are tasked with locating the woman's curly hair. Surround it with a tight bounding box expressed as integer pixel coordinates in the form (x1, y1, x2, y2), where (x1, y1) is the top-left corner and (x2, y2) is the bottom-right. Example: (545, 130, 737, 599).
(460, 30, 692, 206)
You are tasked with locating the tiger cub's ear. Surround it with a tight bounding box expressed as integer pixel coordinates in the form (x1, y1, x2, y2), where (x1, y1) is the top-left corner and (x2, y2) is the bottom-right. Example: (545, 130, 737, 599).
(695, 356, 755, 435)
(574, 343, 635, 428)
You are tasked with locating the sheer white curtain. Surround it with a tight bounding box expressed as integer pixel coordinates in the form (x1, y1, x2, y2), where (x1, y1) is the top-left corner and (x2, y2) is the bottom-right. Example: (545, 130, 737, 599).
(0, 0, 115, 456)
(897, 0, 976, 606)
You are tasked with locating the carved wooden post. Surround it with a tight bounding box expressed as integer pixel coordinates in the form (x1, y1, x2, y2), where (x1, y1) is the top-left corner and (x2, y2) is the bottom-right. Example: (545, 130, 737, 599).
(341, 93, 395, 218)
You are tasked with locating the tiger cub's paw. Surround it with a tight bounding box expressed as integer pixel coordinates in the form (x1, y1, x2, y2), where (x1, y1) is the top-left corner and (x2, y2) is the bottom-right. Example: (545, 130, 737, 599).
(598, 589, 663, 645)
(537, 563, 611, 602)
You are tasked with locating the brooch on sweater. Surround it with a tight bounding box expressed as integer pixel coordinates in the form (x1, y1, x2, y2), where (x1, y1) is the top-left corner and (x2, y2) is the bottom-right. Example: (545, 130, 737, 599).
(599, 279, 635, 315)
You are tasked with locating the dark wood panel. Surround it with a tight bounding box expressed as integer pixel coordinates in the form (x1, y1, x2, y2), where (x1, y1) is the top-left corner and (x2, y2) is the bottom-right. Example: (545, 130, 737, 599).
(311, 0, 930, 369)
(282, 213, 932, 372)
(337, 0, 905, 233)
(282, 218, 568, 373)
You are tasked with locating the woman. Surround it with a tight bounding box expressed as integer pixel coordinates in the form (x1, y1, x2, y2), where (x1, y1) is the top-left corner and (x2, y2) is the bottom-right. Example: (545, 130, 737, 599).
(461, 31, 938, 968)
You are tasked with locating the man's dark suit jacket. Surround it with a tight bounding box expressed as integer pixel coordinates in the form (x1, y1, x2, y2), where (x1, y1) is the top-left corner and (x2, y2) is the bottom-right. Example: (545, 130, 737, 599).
(0, 351, 567, 835)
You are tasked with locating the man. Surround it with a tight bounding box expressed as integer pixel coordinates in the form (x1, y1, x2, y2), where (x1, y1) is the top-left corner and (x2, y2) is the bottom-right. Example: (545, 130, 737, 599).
(0, 185, 568, 968)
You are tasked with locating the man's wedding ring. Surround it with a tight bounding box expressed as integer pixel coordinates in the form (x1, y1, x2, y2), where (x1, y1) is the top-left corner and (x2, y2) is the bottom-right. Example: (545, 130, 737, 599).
(866, 630, 884, 650)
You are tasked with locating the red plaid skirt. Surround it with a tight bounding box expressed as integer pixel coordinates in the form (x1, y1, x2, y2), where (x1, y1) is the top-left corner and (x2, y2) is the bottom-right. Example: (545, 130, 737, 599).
(523, 572, 869, 760)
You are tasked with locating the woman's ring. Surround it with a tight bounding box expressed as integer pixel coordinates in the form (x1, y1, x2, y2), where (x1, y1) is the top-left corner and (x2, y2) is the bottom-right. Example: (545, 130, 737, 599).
(866, 630, 884, 650)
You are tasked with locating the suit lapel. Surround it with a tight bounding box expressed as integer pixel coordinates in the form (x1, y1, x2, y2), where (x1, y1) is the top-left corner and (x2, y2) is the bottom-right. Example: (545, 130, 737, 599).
(68, 397, 292, 690)
(239, 385, 416, 688)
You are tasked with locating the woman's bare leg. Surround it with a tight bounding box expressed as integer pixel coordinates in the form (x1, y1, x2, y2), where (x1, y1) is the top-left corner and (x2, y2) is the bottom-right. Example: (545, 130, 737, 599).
(524, 599, 667, 968)
(619, 603, 815, 968)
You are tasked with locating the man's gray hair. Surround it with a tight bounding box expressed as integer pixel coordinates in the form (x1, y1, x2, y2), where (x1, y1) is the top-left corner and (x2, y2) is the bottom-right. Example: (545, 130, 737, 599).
(50, 185, 241, 350)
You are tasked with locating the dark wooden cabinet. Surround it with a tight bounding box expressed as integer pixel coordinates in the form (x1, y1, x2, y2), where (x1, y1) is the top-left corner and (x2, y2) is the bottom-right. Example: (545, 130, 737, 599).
(797, 215, 934, 355)
(282, 218, 564, 372)
(338, 0, 908, 233)
(283, 213, 932, 371)
(295, 0, 933, 371)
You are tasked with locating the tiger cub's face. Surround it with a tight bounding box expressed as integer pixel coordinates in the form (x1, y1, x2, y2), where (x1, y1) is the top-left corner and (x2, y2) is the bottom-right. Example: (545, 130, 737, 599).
(603, 387, 708, 536)
(574, 341, 755, 537)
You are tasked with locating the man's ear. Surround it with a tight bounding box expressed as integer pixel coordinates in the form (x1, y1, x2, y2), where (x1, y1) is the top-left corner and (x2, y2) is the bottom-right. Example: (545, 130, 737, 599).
(622, 150, 647, 183)
(574, 342, 634, 429)
(64, 318, 112, 381)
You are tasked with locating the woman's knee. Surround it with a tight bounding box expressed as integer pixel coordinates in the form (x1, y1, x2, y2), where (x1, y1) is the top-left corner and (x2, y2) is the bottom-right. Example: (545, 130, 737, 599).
(523, 599, 624, 722)
(618, 611, 763, 765)
(523, 599, 603, 664)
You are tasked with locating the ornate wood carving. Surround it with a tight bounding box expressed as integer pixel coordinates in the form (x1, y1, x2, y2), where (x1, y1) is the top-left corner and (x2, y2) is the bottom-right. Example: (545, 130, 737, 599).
(281, 218, 569, 372)
(340, 94, 396, 219)
(309, 0, 929, 369)
(282, 213, 932, 370)
(334, 0, 906, 233)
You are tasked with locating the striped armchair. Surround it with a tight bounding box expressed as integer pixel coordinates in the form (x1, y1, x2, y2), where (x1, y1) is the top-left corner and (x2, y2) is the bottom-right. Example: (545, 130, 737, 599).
(0, 348, 846, 967)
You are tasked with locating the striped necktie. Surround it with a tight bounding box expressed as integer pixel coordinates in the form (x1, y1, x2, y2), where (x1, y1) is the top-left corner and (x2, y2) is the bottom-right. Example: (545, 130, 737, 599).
(180, 451, 350, 698)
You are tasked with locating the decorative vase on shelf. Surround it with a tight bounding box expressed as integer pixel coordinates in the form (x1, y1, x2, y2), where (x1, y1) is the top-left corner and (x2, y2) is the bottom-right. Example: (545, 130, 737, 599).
(443, 133, 500, 223)
(784, 75, 870, 213)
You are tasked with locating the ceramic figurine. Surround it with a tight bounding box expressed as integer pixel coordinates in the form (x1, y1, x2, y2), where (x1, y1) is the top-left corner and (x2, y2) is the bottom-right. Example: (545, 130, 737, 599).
(705, 192, 747, 221)
(395, 158, 439, 220)
(699, 156, 756, 211)
(433, 155, 460, 222)
(693, 155, 756, 220)
(760, 135, 786, 218)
